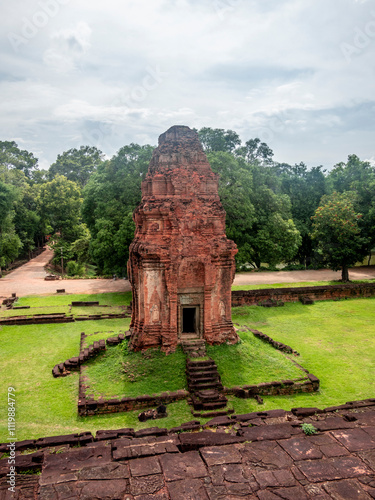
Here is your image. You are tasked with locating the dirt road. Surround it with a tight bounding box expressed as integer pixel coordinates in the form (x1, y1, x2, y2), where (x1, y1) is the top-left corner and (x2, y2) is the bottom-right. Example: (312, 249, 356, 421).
(0, 248, 130, 299)
(1, 248, 374, 298)
(233, 266, 375, 286)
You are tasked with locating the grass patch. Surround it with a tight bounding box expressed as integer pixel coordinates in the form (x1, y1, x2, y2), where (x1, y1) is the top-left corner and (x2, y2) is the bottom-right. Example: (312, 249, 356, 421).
(71, 305, 126, 316)
(0, 292, 374, 442)
(207, 333, 303, 387)
(232, 279, 375, 291)
(84, 343, 187, 399)
(14, 292, 132, 308)
(0, 317, 200, 441)
(0, 293, 131, 319)
(0, 306, 70, 318)
(228, 297, 375, 415)
(84, 327, 130, 346)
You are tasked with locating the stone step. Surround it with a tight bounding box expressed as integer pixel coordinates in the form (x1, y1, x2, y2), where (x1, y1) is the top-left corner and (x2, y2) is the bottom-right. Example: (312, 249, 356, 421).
(196, 389, 223, 402)
(192, 408, 235, 418)
(180, 334, 202, 340)
(188, 373, 220, 382)
(201, 400, 228, 410)
(191, 394, 228, 411)
(188, 377, 221, 388)
(187, 360, 216, 369)
(181, 339, 205, 346)
(187, 370, 219, 380)
(189, 381, 223, 391)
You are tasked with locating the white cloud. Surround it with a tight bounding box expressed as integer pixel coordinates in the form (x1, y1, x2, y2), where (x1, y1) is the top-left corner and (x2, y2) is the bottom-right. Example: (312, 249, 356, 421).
(43, 21, 92, 72)
(0, 0, 374, 168)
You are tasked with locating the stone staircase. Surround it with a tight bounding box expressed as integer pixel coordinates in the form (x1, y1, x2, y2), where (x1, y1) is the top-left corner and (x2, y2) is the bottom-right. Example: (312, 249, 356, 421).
(181, 340, 233, 418)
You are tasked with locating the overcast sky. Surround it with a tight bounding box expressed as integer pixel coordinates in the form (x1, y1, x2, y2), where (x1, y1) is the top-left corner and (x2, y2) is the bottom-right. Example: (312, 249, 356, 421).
(1, 0, 374, 170)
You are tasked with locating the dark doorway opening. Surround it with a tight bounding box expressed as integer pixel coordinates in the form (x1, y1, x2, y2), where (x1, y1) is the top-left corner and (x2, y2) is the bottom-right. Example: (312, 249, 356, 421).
(182, 307, 196, 333)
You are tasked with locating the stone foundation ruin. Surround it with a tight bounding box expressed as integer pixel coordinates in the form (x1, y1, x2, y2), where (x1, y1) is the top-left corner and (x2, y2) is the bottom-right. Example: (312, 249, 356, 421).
(128, 125, 239, 352)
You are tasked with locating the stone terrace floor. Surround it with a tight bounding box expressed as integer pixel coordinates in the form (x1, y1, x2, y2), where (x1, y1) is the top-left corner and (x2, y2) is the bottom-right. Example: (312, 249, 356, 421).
(1, 400, 375, 499)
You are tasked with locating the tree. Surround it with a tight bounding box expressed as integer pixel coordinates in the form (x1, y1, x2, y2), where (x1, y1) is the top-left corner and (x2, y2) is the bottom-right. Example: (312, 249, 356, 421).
(48, 146, 104, 188)
(311, 192, 367, 281)
(38, 175, 83, 242)
(0, 141, 38, 178)
(328, 155, 375, 264)
(208, 151, 301, 269)
(236, 138, 274, 166)
(0, 181, 21, 275)
(247, 182, 301, 268)
(197, 128, 241, 153)
(207, 151, 255, 267)
(276, 162, 327, 266)
(82, 144, 154, 274)
(0, 156, 46, 256)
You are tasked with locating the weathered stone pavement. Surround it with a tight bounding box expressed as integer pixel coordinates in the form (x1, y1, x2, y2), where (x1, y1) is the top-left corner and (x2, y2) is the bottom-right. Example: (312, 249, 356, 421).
(1, 400, 375, 499)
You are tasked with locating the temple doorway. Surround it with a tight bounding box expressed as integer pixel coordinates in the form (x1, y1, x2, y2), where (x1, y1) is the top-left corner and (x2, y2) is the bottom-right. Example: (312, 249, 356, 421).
(180, 306, 200, 339)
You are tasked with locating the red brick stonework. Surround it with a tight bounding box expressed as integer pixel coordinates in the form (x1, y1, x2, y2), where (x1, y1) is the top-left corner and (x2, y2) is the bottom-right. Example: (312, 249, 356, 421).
(128, 125, 239, 352)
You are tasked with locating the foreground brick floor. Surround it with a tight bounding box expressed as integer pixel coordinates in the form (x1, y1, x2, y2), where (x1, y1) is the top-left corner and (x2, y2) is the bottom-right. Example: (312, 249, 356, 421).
(1, 400, 375, 499)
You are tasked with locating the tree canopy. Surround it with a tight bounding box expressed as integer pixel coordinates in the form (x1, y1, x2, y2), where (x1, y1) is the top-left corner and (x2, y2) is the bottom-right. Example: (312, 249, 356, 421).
(0, 129, 373, 279)
(311, 192, 367, 281)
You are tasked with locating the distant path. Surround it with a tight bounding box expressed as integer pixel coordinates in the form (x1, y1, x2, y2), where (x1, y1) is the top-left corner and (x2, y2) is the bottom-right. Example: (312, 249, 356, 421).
(233, 266, 375, 286)
(0, 247, 130, 298)
(1, 248, 374, 298)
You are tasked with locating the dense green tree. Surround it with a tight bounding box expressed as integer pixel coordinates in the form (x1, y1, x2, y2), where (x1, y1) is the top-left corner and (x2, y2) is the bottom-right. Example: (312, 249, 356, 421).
(236, 138, 274, 166)
(277, 162, 327, 266)
(48, 146, 104, 188)
(0, 141, 38, 178)
(207, 152, 255, 266)
(38, 175, 82, 242)
(328, 155, 375, 264)
(0, 181, 21, 275)
(208, 151, 301, 268)
(311, 192, 367, 281)
(82, 144, 154, 274)
(197, 127, 241, 153)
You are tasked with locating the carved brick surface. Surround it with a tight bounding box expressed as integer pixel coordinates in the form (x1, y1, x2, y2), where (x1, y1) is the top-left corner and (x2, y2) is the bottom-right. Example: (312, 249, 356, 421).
(128, 126, 239, 352)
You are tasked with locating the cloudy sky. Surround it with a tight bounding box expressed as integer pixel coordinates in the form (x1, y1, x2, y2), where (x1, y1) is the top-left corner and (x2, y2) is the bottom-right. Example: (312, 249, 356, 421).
(1, 0, 374, 169)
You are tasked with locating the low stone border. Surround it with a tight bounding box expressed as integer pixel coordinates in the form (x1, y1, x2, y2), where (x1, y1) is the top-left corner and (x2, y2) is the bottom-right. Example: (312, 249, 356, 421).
(78, 390, 189, 417)
(52, 331, 129, 377)
(249, 328, 299, 355)
(71, 301, 100, 306)
(224, 373, 319, 399)
(232, 282, 375, 306)
(76, 327, 318, 417)
(2, 398, 374, 453)
(0, 311, 129, 326)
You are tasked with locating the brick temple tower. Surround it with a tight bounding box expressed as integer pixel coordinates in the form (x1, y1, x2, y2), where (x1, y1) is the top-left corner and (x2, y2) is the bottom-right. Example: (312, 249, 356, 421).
(128, 125, 239, 352)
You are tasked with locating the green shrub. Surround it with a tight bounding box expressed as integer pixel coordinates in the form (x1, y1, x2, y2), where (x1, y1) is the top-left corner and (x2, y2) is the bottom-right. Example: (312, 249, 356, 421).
(66, 260, 85, 276)
(301, 423, 318, 435)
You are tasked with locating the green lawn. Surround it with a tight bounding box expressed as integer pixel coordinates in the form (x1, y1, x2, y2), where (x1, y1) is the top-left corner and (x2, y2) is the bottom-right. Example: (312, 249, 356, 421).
(13, 292, 132, 307)
(0, 292, 374, 442)
(0, 292, 132, 319)
(231, 278, 375, 290)
(0, 306, 70, 318)
(84, 335, 303, 400)
(228, 298, 375, 414)
(84, 344, 187, 399)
